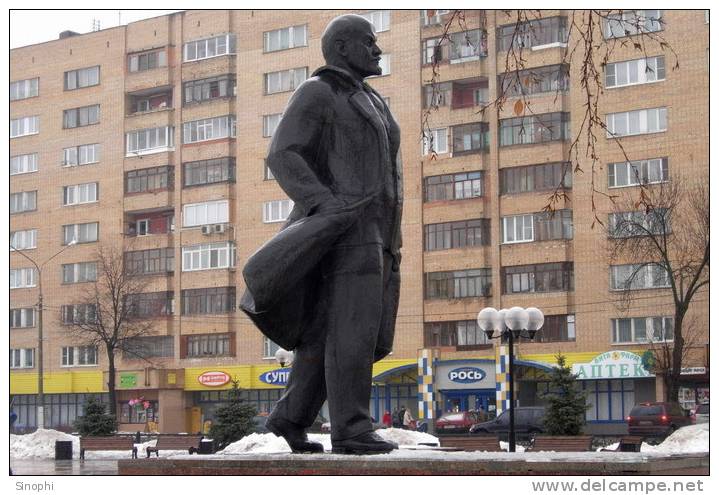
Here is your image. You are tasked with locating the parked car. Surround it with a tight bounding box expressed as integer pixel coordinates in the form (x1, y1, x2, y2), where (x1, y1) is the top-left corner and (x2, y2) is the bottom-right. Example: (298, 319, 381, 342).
(627, 402, 693, 437)
(435, 410, 483, 434)
(469, 407, 545, 439)
(694, 403, 709, 424)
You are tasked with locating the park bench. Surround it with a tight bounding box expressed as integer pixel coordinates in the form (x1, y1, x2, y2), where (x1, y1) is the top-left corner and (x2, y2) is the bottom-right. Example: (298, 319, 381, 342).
(80, 436, 138, 459)
(146, 435, 203, 458)
(439, 435, 502, 452)
(600, 436, 644, 453)
(527, 435, 593, 452)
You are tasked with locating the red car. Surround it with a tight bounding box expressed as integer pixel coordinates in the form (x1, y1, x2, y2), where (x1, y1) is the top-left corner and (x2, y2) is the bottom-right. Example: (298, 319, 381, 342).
(435, 411, 482, 433)
(627, 402, 693, 438)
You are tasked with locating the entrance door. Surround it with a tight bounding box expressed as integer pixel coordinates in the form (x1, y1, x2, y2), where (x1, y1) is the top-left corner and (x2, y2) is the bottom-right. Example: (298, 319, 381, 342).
(441, 389, 495, 418)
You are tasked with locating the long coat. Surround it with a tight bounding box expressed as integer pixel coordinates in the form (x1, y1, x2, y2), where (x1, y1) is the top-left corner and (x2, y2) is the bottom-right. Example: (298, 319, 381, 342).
(240, 65, 403, 362)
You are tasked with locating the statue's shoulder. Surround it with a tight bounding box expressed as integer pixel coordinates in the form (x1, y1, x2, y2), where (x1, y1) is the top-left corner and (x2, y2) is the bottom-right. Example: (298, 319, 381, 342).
(291, 76, 337, 105)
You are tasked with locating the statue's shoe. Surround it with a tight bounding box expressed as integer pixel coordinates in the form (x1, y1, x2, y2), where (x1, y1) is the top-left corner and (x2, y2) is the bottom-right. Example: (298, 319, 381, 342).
(331, 431, 398, 455)
(266, 417, 324, 454)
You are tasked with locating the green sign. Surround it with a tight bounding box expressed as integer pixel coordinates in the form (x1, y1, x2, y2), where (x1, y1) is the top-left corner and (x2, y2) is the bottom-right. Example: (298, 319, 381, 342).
(571, 351, 654, 380)
(120, 373, 138, 389)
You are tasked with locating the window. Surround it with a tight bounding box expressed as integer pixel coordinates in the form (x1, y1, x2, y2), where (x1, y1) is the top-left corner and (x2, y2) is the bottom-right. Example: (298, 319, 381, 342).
(609, 209, 668, 238)
(501, 214, 534, 243)
(608, 157, 668, 188)
(606, 56, 665, 88)
(500, 162, 572, 194)
(183, 157, 235, 187)
(424, 219, 490, 251)
(63, 182, 98, 206)
(500, 112, 570, 146)
(497, 16, 568, 51)
(424, 172, 482, 202)
(126, 126, 174, 156)
(183, 200, 230, 227)
(10, 268, 36, 289)
(263, 337, 281, 359)
(63, 144, 100, 167)
(63, 222, 98, 245)
(183, 115, 236, 143)
(264, 67, 308, 94)
(10, 308, 35, 328)
(125, 166, 174, 194)
(10, 229, 37, 250)
(61, 304, 97, 324)
(185, 333, 232, 357)
(534, 209, 573, 241)
(10, 191, 37, 214)
(582, 379, 635, 422)
(263, 113, 283, 137)
(502, 262, 574, 293)
(11, 153, 38, 175)
(360, 11, 390, 32)
(499, 64, 570, 97)
(10, 116, 39, 138)
(182, 242, 236, 271)
(183, 75, 236, 105)
(422, 128, 448, 155)
(425, 269, 492, 299)
(422, 38, 447, 65)
(451, 122, 489, 155)
(610, 263, 670, 290)
(264, 25, 308, 52)
(184, 34, 236, 62)
(181, 287, 236, 315)
(64, 66, 100, 90)
(61, 346, 98, 366)
(10, 349, 34, 369)
(124, 248, 175, 275)
(62, 262, 97, 284)
(421, 9, 450, 26)
(10, 77, 39, 100)
(605, 10, 662, 39)
(123, 336, 174, 359)
(612, 316, 673, 344)
(126, 292, 174, 318)
(423, 82, 451, 108)
(263, 199, 294, 223)
(128, 49, 167, 72)
(63, 104, 100, 129)
(424, 320, 490, 348)
(530, 315, 575, 343)
(130, 92, 172, 114)
(606, 107, 667, 138)
(422, 29, 488, 65)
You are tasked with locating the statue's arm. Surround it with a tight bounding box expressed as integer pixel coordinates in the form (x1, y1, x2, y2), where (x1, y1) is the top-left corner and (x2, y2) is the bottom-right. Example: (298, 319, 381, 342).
(267, 80, 342, 215)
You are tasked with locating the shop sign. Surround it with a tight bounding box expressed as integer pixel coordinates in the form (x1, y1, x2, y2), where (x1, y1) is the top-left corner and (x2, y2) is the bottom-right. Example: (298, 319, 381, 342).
(197, 371, 231, 387)
(259, 368, 291, 386)
(120, 373, 137, 389)
(572, 351, 654, 380)
(448, 367, 486, 384)
(681, 367, 707, 375)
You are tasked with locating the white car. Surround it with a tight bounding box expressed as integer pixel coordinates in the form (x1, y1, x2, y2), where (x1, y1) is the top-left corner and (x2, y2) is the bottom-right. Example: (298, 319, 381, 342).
(694, 403, 709, 424)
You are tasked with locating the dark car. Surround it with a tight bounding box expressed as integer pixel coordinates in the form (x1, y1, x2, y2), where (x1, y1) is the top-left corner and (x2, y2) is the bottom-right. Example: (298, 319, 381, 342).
(435, 411, 483, 434)
(694, 403, 709, 424)
(469, 407, 545, 439)
(627, 402, 693, 437)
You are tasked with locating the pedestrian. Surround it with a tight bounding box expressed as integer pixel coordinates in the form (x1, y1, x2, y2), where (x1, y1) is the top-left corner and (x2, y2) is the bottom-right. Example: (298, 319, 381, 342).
(403, 407, 414, 430)
(382, 410, 392, 428)
(398, 405, 407, 429)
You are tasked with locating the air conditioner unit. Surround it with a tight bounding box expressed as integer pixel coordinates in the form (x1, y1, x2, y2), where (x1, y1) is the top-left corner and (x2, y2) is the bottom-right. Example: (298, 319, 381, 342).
(201, 225, 212, 235)
(213, 224, 226, 234)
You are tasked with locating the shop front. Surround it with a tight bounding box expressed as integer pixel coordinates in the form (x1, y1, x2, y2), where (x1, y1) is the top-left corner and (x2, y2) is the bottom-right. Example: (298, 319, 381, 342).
(434, 360, 496, 417)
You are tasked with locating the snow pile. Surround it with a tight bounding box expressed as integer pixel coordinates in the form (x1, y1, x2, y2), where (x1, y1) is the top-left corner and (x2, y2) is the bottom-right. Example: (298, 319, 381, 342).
(641, 423, 709, 454)
(499, 441, 526, 452)
(10, 429, 80, 459)
(376, 428, 439, 446)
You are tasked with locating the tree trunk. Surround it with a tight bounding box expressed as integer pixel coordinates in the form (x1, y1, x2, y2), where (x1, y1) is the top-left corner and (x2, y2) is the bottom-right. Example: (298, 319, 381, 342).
(107, 345, 117, 417)
(667, 312, 685, 403)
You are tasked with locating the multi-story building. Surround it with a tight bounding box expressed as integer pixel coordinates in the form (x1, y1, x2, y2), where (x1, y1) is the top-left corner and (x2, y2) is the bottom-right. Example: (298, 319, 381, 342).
(10, 10, 708, 434)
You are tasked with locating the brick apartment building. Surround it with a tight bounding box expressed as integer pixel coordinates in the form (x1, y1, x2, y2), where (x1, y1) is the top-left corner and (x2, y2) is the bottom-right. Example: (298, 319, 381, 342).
(10, 10, 709, 434)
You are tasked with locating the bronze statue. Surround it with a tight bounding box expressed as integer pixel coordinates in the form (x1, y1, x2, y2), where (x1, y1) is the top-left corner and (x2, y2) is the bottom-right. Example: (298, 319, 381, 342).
(240, 14, 402, 454)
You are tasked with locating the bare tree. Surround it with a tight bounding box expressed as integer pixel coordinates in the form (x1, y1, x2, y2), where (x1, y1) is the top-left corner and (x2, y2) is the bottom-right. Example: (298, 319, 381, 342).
(61, 246, 155, 416)
(423, 9, 678, 220)
(607, 178, 709, 402)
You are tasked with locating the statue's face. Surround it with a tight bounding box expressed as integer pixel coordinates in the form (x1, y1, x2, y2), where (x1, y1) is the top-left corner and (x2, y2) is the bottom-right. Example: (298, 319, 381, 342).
(343, 22, 382, 78)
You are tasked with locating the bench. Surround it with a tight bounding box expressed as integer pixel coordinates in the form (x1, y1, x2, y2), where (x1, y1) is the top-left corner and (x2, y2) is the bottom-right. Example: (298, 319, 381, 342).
(80, 436, 138, 459)
(439, 435, 502, 452)
(600, 436, 644, 453)
(527, 435, 593, 452)
(146, 435, 203, 458)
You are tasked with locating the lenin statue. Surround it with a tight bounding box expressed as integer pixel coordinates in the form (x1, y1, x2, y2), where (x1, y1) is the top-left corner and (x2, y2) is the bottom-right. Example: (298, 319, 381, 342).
(240, 14, 402, 455)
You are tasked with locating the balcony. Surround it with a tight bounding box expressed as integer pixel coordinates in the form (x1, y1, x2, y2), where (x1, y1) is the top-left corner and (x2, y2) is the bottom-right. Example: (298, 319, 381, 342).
(125, 207, 175, 239)
(126, 86, 173, 117)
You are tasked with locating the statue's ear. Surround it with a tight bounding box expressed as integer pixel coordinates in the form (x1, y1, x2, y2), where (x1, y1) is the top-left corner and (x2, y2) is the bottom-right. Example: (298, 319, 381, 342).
(334, 39, 347, 57)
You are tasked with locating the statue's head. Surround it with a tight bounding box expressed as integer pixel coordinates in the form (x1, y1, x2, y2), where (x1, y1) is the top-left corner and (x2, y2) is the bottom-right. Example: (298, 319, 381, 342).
(321, 14, 382, 79)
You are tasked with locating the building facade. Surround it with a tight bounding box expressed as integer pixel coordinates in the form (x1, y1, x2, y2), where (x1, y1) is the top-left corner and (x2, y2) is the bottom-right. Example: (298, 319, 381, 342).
(10, 10, 708, 434)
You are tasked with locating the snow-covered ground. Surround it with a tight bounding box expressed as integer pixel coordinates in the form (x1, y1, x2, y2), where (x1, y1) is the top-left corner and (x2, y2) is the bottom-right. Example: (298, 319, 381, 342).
(10, 423, 708, 461)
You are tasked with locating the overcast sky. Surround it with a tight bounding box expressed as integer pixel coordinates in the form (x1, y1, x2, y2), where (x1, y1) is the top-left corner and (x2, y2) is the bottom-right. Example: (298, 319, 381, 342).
(10, 10, 183, 49)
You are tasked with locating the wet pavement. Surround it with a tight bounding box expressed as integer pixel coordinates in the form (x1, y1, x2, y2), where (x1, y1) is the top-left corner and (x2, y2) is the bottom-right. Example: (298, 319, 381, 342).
(11, 459, 119, 475)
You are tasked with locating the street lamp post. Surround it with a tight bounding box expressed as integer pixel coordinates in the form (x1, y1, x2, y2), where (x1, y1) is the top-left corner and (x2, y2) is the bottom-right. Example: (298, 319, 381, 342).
(477, 306, 544, 452)
(11, 239, 76, 429)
